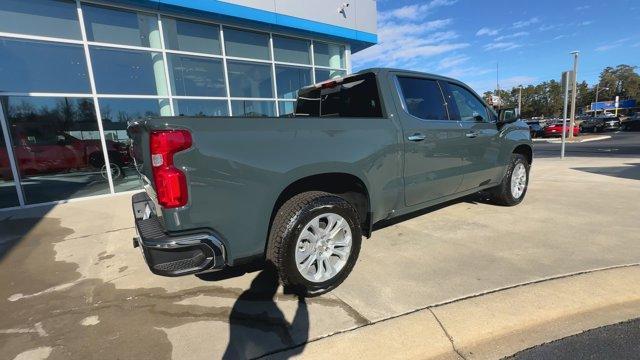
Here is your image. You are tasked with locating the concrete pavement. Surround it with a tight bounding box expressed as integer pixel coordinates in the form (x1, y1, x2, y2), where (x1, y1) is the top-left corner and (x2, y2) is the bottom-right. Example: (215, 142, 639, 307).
(1, 155, 639, 359)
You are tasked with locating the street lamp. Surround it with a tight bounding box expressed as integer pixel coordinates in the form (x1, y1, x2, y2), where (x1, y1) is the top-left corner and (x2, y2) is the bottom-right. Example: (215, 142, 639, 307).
(594, 84, 609, 116)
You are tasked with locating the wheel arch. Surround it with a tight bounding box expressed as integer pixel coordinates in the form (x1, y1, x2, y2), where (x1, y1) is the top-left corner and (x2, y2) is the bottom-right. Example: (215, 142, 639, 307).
(513, 144, 533, 165)
(268, 172, 372, 242)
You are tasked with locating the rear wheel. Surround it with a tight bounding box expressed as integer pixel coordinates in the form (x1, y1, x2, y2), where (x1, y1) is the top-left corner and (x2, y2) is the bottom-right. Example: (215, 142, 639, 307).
(488, 153, 530, 206)
(267, 191, 362, 297)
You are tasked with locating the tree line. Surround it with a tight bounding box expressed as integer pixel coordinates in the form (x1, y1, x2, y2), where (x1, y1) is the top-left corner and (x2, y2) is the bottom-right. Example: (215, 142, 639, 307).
(483, 64, 640, 118)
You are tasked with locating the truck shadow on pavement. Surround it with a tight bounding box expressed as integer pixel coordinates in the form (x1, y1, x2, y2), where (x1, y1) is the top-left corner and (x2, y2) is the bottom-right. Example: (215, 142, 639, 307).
(571, 163, 640, 181)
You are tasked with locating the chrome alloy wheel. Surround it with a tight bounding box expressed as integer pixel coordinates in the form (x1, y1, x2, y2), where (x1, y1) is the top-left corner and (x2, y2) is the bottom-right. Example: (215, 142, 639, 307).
(511, 163, 527, 199)
(295, 213, 352, 283)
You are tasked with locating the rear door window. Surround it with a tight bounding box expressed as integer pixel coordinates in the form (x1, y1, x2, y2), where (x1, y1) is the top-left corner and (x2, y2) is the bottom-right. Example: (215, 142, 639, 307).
(295, 72, 383, 118)
(396, 77, 448, 120)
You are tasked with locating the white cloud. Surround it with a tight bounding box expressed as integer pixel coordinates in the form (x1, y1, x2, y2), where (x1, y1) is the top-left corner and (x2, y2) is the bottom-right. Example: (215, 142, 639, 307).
(476, 27, 499, 36)
(484, 42, 522, 51)
(379, 0, 457, 21)
(352, 16, 469, 70)
(539, 24, 557, 31)
(494, 31, 529, 41)
(437, 55, 470, 70)
(579, 20, 593, 26)
(595, 37, 632, 51)
(576, 5, 591, 10)
(553, 34, 568, 40)
(512, 17, 540, 28)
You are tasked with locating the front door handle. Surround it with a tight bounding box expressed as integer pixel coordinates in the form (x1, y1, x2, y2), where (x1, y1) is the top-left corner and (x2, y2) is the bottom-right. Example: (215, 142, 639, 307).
(465, 131, 479, 138)
(407, 133, 426, 142)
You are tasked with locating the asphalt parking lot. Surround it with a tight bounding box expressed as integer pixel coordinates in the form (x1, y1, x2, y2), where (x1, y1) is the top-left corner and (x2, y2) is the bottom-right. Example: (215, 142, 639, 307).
(1, 141, 640, 359)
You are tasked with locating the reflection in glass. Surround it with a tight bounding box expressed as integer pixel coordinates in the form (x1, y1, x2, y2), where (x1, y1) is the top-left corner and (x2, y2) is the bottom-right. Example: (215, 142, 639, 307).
(314, 42, 345, 68)
(231, 100, 275, 117)
(273, 36, 310, 64)
(0, 0, 81, 40)
(276, 66, 312, 99)
(82, 4, 161, 48)
(90, 47, 167, 96)
(168, 55, 226, 97)
(223, 27, 270, 60)
(314, 69, 346, 83)
(162, 17, 221, 54)
(227, 61, 273, 98)
(99, 98, 169, 193)
(0, 117, 19, 208)
(0, 38, 90, 93)
(174, 100, 228, 117)
(2, 96, 110, 204)
(278, 101, 296, 117)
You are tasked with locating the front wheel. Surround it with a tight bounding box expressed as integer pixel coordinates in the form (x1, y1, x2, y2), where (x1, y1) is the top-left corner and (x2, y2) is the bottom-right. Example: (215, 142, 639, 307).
(267, 191, 362, 297)
(488, 153, 530, 206)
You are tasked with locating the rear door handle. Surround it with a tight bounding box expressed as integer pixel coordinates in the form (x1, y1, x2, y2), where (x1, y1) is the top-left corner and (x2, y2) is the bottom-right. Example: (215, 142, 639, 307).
(465, 131, 479, 138)
(407, 133, 426, 142)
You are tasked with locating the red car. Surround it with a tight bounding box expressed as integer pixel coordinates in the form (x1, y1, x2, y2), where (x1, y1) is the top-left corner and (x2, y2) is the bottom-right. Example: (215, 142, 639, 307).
(543, 123, 580, 137)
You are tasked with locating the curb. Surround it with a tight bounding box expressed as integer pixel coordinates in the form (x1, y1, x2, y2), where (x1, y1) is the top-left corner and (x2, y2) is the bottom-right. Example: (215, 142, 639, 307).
(533, 135, 611, 144)
(269, 264, 640, 360)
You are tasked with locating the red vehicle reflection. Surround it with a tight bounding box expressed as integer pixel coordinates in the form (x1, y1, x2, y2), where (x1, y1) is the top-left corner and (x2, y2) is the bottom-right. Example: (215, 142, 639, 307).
(0, 130, 132, 181)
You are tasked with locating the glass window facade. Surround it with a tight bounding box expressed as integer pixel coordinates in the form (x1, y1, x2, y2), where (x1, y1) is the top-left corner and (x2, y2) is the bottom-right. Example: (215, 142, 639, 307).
(168, 54, 226, 97)
(223, 27, 270, 60)
(0, 38, 90, 93)
(174, 100, 228, 117)
(162, 17, 221, 55)
(0, 119, 19, 208)
(83, 4, 161, 48)
(231, 100, 275, 117)
(0, 1, 349, 208)
(0, 0, 81, 40)
(315, 69, 346, 83)
(273, 35, 310, 64)
(227, 61, 273, 98)
(91, 47, 167, 95)
(314, 42, 345, 68)
(276, 66, 312, 99)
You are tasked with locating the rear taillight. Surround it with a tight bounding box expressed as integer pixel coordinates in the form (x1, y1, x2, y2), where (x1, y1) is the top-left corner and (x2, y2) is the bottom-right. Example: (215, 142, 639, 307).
(149, 130, 192, 208)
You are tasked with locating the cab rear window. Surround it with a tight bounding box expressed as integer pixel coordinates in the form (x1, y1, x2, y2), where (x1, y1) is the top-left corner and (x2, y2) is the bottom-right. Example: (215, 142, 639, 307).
(295, 73, 383, 118)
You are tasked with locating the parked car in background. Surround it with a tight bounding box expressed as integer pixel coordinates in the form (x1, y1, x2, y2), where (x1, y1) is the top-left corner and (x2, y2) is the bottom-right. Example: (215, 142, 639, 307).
(543, 122, 579, 137)
(622, 115, 640, 131)
(601, 117, 621, 131)
(579, 117, 606, 133)
(127, 68, 533, 296)
(525, 120, 545, 138)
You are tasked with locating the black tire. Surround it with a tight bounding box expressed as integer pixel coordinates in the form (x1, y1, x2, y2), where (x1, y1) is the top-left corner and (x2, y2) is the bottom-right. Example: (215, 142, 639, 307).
(488, 153, 530, 206)
(267, 191, 362, 297)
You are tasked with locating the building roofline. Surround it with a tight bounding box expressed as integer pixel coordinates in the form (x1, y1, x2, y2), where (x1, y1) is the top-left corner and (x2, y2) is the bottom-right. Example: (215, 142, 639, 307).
(110, 0, 377, 52)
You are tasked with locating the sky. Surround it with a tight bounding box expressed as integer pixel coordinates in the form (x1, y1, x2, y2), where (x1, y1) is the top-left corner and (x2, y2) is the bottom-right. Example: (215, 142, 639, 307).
(351, 0, 640, 94)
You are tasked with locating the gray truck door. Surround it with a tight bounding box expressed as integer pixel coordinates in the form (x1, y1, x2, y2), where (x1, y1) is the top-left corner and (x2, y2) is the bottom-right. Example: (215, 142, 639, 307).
(391, 74, 465, 207)
(443, 82, 502, 191)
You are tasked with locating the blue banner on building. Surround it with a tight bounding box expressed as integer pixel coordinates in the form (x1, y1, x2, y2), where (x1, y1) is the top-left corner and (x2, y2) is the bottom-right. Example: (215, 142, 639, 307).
(591, 99, 637, 110)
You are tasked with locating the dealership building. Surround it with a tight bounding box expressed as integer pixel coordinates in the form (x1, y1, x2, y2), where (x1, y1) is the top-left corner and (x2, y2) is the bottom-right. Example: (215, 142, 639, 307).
(0, 0, 378, 209)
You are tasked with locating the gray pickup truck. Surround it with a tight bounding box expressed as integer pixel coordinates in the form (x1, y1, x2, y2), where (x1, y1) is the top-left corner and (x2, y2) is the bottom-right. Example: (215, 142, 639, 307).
(129, 68, 532, 296)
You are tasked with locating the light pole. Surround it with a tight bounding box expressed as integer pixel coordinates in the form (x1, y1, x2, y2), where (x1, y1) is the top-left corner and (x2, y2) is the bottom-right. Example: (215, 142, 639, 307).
(568, 51, 579, 140)
(518, 85, 523, 118)
(594, 84, 609, 116)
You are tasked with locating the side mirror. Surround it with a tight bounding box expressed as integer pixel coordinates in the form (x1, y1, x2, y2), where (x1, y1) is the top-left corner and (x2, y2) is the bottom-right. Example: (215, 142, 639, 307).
(498, 108, 518, 125)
